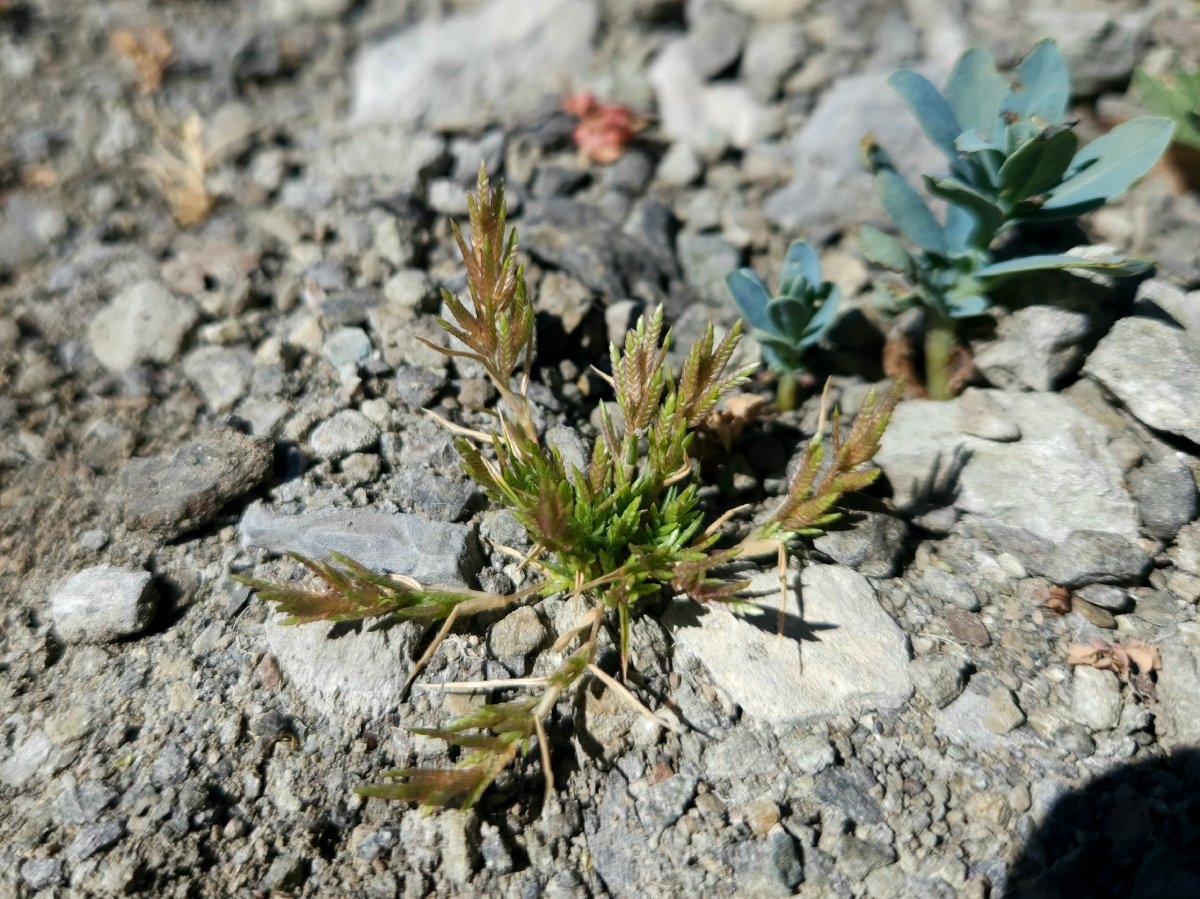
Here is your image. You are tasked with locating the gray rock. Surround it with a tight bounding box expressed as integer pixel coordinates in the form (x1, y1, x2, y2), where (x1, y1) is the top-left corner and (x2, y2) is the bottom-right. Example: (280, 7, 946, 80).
(956, 387, 1020, 441)
(309, 409, 380, 459)
(394, 365, 447, 409)
(764, 69, 931, 241)
(723, 0, 814, 17)
(982, 686, 1025, 735)
(182, 345, 255, 412)
(121, 428, 274, 539)
(66, 818, 124, 864)
(917, 567, 980, 611)
(0, 731, 54, 787)
(974, 305, 1094, 392)
(317, 290, 380, 327)
(650, 38, 777, 156)
(630, 773, 698, 833)
(383, 269, 437, 313)
(261, 852, 307, 892)
(774, 728, 836, 775)
(1039, 530, 1152, 589)
(0, 193, 67, 270)
(19, 857, 62, 890)
(536, 273, 593, 335)
(1156, 622, 1200, 752)
(1074, 583, 1133, 614)
(832, 833, 896, 881)
(309, 126, 446, 189)
(151, 741, 190, 787)
(1069, 666, 1122, 731)
(521, 199, 671, 302)
(742, 21, 806, 102)
(1171, 521, 1200, 576)
(677, 233, 741, 307)
(350, 0, 597, 131)
(545, 424, 590, 479)
(239, 504, 481, 587)
(267, 616, 424, 720)
(55, 780, 119, 825)
(1085, 312, 1200, 445)
(87, 281, 198, 372)
(665, 564, 912, 724)
(323, 327, 374, 368)
(813, 765, 884, 825)
(876, 391, 1139, 543)
(488, 606, 546, 665)
(728, 826, 805, 897)
(49, 565, 157, 644)
(1130, 455, 1198, 540)
(910, 652, 968, 709)
(812, 511, 907, 577)
(388, 468, 478, 522)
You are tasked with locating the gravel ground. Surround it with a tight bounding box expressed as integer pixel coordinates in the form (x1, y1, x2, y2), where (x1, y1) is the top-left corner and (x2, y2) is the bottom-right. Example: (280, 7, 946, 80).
(3, 1, 1200, 897)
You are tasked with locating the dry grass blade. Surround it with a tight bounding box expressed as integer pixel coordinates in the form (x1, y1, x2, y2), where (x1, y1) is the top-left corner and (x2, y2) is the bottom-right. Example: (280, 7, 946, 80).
(141, 114, 212, 227)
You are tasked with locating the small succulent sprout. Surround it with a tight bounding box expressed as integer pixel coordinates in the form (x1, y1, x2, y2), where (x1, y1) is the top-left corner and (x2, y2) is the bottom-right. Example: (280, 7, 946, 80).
(725, 240, 840, 410)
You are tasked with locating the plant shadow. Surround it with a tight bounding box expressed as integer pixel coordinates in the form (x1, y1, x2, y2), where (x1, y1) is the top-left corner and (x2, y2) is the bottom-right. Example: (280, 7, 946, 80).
(1003, 748, 1200, 898)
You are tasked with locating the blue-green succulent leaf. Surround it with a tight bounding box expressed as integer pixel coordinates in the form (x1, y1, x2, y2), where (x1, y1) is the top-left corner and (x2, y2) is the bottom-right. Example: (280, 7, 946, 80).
(1002, 38, 1070, 126)
(924, 175, 1005, 241)
(946, 46, 1008, 144)
(724, 269, 773, 333)
(1041, 117, 1175, 214)
(876, 169, 947, 254)
(980, 253, 1153, 279)
(779, 240, 821, 293)
(858, 225, 914, 273)
(947, 294, 990, 318)
(802, 284, 841, 344)
(765, 295, 813, 342)
(942, 204, 979, 253)
(888, 68, 961, 160)
(997, 126, 1078, 202)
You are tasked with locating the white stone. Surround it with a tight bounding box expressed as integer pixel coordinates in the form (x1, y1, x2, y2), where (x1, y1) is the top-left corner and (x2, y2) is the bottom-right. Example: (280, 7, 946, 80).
(1069, 666, 1122, 731)
(49, 565, 157, 644)
(665, 564, 912, 724)
(87, 281, 197, 372)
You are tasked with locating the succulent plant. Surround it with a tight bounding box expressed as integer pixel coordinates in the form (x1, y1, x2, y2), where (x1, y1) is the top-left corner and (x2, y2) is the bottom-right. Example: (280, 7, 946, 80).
(724, 240, 840, 410)
(860, 38, 1173, 399)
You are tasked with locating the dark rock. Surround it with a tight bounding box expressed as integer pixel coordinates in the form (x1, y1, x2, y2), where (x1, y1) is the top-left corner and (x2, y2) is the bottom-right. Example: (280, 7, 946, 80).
(1040, 530, 1153, 588)
(122, 428, 274, 539)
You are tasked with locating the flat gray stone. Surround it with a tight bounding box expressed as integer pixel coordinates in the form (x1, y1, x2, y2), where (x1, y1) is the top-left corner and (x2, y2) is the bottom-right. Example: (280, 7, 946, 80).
(350, 0, 597, 131)
(239, 504, 481, 587)
(49, 565, 157, 644)
(1039, 530, 1152, 588)
(1130, 455, 1198, 540)
(87, 280, 197, 372)
(974, 305, 1094, 392)
(309, 409, 379, 459)
(1085, 308, 1200, 445)
(1157, 622, 1200, 752)
(665, 564, 912, 724)
(122, 428, 274, 539)
(876, 391, 1138, 543)
(266, 616, 424, 720)
(812, 511, 908, 578)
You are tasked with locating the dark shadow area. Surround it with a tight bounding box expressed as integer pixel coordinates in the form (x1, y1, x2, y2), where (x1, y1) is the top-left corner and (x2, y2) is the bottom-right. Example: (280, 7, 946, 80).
(1004, 749, 1200, 899)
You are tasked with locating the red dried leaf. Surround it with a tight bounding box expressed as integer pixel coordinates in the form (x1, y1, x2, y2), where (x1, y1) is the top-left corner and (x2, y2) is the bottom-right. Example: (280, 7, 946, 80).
(563, 91, 646, 165)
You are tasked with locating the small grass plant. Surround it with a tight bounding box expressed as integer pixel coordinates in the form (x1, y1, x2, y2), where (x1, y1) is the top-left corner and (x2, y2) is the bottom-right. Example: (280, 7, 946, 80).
(860, 38, 1173, 399)
(237, 165, 900, 811)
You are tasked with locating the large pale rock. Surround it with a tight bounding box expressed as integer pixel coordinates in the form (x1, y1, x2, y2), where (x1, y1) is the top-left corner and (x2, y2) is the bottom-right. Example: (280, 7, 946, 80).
(350, 0, 597, 131)
(876, 391, 1138, 543)
(49, 565, 157, 644)
(665, 564, 912, 724)
(1084, 283, 1200, 445)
